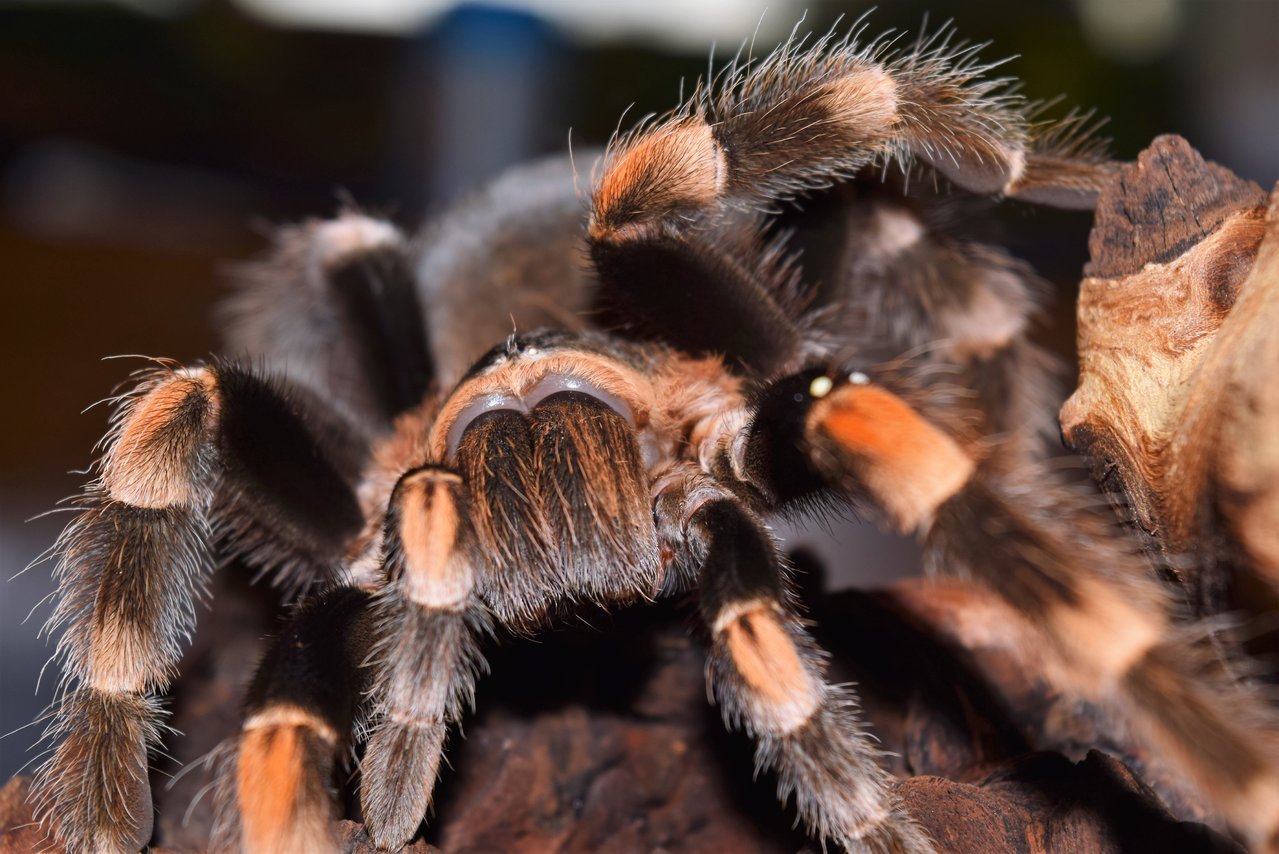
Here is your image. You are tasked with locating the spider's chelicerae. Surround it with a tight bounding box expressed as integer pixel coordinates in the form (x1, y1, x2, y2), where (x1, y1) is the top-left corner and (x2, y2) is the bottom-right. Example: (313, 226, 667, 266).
(27, 23, 1279, 854)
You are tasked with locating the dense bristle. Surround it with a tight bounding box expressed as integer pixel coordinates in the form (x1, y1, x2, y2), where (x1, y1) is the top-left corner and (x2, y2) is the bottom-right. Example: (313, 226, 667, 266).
(592, 20, 1111, 249)
(33, 16, 1275, 854)
(30, 690, 163, 854)
(929, 463, 1279, 847)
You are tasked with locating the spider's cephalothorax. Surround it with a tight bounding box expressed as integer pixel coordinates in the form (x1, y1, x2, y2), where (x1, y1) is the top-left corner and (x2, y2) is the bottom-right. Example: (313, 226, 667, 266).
(28, 23, 1279, 854)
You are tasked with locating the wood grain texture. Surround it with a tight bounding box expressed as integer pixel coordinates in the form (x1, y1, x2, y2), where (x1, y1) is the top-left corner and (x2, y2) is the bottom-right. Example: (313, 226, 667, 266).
(1062, 135, 1278, 613)
(1083, 134, 1265, 279)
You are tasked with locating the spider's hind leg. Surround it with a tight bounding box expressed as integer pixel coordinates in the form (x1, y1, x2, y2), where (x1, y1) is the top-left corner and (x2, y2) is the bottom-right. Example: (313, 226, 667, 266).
(223, 213, 433, 429)
(222, 587, 374, 854)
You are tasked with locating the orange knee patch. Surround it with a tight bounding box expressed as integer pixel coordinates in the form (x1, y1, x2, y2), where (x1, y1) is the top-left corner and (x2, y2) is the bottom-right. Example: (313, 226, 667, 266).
(398, 469, 472, 609)
(819, 65, 900, 148)
(718, 602, 821, 734)
(590, 118, 725, 241)
(809, 383, 974, 532)
(238, 706, 337, 854)
(86, 618, 154, 694)
(1047, 577, 1163, 683)
(105, 370, 219, 508)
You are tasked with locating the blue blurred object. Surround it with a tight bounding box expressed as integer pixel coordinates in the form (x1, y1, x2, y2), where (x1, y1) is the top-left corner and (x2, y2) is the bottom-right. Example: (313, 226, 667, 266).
(389, 4, 567, 212)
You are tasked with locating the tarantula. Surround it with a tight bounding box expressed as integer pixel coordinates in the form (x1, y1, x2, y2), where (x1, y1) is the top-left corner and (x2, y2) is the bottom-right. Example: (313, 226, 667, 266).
(27, 22, 1279, 854)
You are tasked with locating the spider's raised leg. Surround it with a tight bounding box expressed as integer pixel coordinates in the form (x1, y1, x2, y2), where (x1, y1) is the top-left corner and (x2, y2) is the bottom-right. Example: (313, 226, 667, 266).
(589, 24, 1115, 259)
(30, 364, 365, 854)
(586, 28, 1091, 445)
(745, 368, 1279, 850)
(224, 587, 374, 854)
(655, 480, 935, 853)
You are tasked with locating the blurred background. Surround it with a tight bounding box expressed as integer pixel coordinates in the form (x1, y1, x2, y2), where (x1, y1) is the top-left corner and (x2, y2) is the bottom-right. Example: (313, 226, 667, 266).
(1, 0, 1275, 782)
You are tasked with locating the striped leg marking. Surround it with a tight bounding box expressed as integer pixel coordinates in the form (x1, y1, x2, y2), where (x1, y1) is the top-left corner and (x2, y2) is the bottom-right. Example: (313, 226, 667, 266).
(32, 364, 364, 854)
(361, 467, 488, 850)
(688, 499, 935, 853)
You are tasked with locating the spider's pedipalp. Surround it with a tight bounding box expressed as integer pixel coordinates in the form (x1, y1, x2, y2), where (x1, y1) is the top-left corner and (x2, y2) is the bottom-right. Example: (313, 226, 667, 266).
(31, 364, 366, 853)
(676, 496, 935, 853)
(360, 466, 488, 851)
(224, 587, 373, 854)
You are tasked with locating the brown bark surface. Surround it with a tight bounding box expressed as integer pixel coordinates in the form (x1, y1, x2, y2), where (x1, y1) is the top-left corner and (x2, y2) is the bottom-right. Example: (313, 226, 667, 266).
(1062, 136, 1279, 615)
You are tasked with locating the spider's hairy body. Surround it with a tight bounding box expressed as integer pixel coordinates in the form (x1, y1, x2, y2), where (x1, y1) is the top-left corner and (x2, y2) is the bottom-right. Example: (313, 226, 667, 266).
(351, 331, 746, 628)
(25, 20, 1279, 854)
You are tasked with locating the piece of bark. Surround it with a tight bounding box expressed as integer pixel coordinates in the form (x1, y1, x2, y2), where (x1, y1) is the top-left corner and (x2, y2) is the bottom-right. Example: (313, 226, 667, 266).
(1083, 135, 1266, 279)
(1061, 135, 1277, 611)
(1, 577, 1239, 853)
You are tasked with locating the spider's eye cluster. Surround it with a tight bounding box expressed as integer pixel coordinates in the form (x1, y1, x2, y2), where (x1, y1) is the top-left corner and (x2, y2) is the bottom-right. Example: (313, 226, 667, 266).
(444, 371, 635, 458)
(808, 376, 834, 399)
(807, 371, 871, 402)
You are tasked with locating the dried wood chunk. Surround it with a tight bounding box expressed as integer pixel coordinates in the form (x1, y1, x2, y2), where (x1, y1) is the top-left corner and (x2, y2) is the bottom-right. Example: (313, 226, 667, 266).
(1062, 135, 1277, 606)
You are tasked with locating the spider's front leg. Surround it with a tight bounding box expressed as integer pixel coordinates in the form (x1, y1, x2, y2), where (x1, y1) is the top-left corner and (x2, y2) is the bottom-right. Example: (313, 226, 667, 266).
(656, 478, 935, 853)
(589, 23, 1116, 261)
(30, 363, 365, 854)
(746, 368, 1279, 851)
(358, 465, 489, 851)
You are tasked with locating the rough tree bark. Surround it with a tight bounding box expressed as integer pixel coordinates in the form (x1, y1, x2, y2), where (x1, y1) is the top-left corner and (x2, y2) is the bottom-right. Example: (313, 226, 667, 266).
(1061, 135, 1278, 621)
